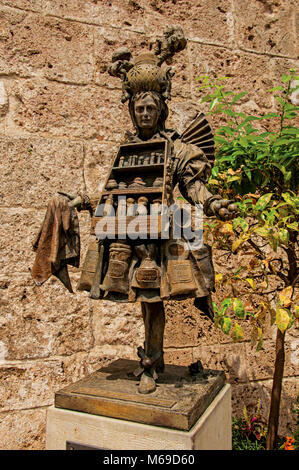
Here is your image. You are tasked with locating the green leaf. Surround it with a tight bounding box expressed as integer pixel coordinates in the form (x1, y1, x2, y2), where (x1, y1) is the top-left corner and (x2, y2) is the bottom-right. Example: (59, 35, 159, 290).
(221, 316, 232, 334)
(276, 308, 291, 333)
(220, 298, 232, 314)
(218, 126, 236, 136)
(255, 193, 273, 211)
(279, 286, 293, 308)
(212, 301, 219, 315)
(220, 222, 234, 234)
(233, 217, 249, 232)
(227, 175, 241, 183)
(245, 169, 252, 181)
(281, 127, 299, 135)
(286, 222, 298, 231)
(282, 193, 298, 207)
(214, 135, 228, 144)
(246, 278, 256, 290)
(232, 234, 250, 252)
(263, 112, 280, 118)
(231, 92, 247, 104)
(242, 116, 262, 126)
(293, 305, 299, 319)
(254, 226, 269, 238)
(268, 86, 284, 92)
(282, 73, 292, 83)
(279, 228, 289, 244)
(274, 96, 285, 105)
(239, 136, 250, 148)
(208, 178, 221, 186)
(223, 108, 237, 117)
(287, 311, 295, 329)
(210, 97, 219, 110)
(231, 322, 244, 342)
(284, 171, 292, 183)
(233, 298, 246, 318)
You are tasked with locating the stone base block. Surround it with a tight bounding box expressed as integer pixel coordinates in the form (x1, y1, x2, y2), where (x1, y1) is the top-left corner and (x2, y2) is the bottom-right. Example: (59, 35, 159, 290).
(46, 384, 231, 450)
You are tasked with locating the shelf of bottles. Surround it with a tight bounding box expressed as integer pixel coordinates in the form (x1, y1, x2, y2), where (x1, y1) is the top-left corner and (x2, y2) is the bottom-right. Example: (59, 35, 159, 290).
(92, 140, 168, 238)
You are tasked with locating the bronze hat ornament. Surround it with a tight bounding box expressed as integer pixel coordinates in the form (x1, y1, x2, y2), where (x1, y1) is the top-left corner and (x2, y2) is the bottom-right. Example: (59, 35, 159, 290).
(108, 25, 187, 103)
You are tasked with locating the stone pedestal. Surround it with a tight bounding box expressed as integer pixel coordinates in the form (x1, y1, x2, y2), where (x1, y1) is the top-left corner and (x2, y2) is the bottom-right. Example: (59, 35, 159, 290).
(46, 359, 232, 450)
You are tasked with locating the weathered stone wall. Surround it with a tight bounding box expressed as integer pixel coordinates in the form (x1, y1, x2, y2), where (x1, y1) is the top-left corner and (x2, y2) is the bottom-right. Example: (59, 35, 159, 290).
(0, 0, 298, 449)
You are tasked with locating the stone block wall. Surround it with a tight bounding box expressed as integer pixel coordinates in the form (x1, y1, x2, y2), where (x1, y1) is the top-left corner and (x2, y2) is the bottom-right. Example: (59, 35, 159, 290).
(0, 0, 298, 449)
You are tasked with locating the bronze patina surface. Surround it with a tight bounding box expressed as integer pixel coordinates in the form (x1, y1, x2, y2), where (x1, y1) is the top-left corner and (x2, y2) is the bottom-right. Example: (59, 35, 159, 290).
(32, 26, 238, 396)
(55, 359, 225, 431)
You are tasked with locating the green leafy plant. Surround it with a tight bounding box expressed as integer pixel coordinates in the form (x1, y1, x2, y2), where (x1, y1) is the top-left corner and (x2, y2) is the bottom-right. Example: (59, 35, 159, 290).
(198, 70, 299, 450)
(232, 401, 268, 450)
(232, 418, 266, 450)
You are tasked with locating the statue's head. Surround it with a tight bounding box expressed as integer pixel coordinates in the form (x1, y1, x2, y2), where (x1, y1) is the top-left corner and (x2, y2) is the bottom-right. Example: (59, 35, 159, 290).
(129, 91, 169, 138)
(108, 26, 187, 137)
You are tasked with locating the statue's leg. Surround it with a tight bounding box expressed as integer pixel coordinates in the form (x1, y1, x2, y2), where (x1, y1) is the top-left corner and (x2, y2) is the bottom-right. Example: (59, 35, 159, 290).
(142, 301, 165, 371)
(138, 301, 165, 394)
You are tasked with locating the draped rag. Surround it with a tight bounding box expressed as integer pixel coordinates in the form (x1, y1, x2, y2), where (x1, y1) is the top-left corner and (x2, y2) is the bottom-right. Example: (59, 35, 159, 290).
(31, 196, 80, 292)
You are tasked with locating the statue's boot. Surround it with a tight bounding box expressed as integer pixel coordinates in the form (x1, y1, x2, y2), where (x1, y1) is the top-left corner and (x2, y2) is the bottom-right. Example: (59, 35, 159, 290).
(138, 369, 157, 394)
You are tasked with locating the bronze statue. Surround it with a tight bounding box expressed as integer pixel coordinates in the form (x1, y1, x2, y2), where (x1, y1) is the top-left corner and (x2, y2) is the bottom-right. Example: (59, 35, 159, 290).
(31, 26, 238, 395)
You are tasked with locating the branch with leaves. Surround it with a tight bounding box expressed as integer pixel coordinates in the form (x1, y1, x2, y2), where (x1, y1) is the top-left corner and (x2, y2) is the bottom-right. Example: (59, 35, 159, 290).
(199, 70, 299, 449)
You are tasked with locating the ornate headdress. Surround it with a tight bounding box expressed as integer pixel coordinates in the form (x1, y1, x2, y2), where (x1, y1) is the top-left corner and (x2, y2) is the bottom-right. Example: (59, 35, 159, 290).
(108, 26, 187, 103)
(108, 26, 215, 162)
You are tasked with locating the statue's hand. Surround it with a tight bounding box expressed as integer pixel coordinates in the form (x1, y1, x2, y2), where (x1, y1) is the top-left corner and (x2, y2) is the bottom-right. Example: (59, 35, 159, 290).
(210, 199, 238, 221)
(58, 191, 83, 208)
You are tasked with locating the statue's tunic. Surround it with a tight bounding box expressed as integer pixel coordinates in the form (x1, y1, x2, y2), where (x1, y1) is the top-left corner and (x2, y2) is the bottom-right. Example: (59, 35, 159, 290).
(81, 131, 220, 310)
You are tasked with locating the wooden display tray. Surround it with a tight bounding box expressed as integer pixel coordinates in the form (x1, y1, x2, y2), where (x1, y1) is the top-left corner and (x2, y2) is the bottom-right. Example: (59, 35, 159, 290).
(101, 186, 163, 196)
(113, 139, 167, 166)
(101, 139, 167, 198)
(91, 215, 162, 238)
(54, 359, 226, 431)
(92, 139, 168, 238)
(112, 163, 164, 174)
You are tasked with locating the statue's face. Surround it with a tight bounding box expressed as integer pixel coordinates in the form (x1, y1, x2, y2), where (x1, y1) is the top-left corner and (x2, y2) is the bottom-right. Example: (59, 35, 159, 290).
(134, 95, 160, 131)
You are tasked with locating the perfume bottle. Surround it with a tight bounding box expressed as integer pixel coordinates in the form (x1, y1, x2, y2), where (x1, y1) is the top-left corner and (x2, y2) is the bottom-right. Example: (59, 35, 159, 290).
(126, 198, 136, 216)
(136, 196, 148, 215)
(103, 194, 114, 216)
